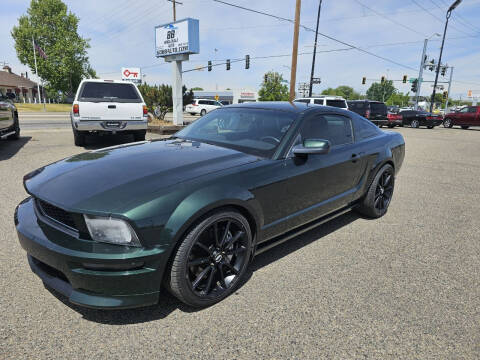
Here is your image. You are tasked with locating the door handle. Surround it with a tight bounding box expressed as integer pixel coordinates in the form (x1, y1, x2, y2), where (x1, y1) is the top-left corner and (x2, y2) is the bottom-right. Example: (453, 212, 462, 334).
(108, 105, 116, 109)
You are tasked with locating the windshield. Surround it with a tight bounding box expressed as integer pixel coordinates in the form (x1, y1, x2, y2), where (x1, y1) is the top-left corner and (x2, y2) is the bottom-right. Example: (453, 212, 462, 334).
(79, 82, 141, 103)
(326, 99, 347, 108)
(175, 108, 297, 158)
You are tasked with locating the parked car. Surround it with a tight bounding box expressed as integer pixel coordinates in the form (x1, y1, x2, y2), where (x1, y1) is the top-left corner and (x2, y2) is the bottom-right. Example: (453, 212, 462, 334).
(70, 79, 148, 146)
(443, 106, 480, 129)
(0, 93, 20, 141)
(294, 96, 348, 109)
(15, 102, 404, 309)
(347, 100, 388, 127)
(185, 99, 223, 116)
(387, 112, 403, 128)
(400, 110, 443, 128)
(387, 105, 399, 114)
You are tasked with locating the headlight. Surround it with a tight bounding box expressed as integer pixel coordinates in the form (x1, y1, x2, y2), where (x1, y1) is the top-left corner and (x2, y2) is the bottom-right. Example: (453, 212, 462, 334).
(84, 215, 141, 247)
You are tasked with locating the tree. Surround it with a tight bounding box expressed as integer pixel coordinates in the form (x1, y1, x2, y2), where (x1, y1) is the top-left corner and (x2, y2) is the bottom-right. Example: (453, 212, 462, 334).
(11, 0, 95, 97)
(321, 85, 361, 100)
(137, 83, 194, 111)
(386, 92, 410, 107)
(366, 80, 396, 102)
(258, 72, 289, 101)
(191, 87, 203, 91)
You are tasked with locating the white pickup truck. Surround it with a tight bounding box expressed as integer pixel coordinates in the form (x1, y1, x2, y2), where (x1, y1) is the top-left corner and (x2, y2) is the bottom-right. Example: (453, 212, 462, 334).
(71, 79, 148, 146)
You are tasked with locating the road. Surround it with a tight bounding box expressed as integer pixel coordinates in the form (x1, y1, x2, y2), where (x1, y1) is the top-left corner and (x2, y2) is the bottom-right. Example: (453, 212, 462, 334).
(18, 112, 199, 130)
(1, 126, 479, 359)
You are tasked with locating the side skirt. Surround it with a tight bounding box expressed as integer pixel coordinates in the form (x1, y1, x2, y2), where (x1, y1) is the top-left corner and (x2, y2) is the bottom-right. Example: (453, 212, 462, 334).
(254, 203, 356, 256)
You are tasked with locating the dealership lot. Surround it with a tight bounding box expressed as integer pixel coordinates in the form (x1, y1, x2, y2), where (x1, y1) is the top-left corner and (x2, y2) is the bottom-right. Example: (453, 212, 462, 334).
(1, 126, 479, 359)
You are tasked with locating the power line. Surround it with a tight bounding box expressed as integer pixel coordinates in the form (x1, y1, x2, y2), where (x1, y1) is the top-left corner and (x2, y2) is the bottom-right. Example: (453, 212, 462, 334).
(353, 0, 427, 37)
(213, 0, 417, 71)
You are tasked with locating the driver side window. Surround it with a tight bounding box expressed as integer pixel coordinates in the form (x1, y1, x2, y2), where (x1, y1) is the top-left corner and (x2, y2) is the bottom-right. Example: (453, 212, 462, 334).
(299, 114, 353, 147)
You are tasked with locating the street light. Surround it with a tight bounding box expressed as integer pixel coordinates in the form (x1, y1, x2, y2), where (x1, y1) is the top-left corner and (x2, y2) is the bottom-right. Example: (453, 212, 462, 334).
(429, 0, 462, 113)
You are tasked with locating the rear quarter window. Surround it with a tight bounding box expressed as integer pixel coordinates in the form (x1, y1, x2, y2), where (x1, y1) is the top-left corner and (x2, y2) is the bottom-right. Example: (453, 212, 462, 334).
(79, 82, 141, 103)
(352, 114, 382, 141)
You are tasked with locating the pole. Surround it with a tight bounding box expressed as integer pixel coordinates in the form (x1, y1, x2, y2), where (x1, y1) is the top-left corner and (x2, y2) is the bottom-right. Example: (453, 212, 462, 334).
(430, 12, 451, 113)
(415, 39, 428, 110)
(444, 66, 453, 114)
(172, 60, 183, 125)
(173, 0, 176, 20)
(289, 0, 301, 102)
(32, 35, 41, 104)
(308, 0, 322, 97)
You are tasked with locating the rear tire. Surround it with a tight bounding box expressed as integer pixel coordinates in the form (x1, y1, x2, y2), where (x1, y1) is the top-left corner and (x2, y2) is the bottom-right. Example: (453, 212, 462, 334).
(427, 125, 434, 129)
(133, 130, 146, 141)
(356, 164, 395, 219)
(411, 119, 419, 128)
(168, 210, 252, 307)
(387, 124, 395, 128)
(190, 112, 195, 115)
(73, 129, 86, 146)
(443, 118, 453, 128)
(461, 126, 469, 129)
(200, 109, 206, 116)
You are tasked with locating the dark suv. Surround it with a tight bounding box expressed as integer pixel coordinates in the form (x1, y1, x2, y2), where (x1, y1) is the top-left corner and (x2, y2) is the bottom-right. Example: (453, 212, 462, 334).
(347, 100, 388, 127)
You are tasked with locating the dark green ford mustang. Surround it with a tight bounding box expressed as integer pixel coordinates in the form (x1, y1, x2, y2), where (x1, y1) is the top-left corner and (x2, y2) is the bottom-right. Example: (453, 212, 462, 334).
(15, 102, 404, 309)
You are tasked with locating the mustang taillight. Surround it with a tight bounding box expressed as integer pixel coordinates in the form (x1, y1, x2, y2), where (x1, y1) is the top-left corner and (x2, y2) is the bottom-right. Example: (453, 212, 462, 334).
(73, 104, 79, 116)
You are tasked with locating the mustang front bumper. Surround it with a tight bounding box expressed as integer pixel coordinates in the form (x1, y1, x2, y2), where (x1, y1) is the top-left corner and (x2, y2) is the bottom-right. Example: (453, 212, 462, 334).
(15, 197, 168, 309)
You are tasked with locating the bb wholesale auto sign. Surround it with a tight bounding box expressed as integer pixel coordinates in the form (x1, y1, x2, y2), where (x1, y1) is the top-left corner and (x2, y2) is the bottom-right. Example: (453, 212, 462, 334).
(121, 67, 142, 84)
(155, 18, 199, 58)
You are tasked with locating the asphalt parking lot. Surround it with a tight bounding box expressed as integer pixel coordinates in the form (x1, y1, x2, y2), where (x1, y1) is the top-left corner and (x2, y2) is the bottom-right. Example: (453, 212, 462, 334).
(1, 126, 479, 359)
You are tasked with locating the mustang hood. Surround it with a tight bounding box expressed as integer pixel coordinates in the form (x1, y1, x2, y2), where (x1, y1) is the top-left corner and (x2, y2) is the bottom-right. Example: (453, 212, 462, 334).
(24, 139, 259, 213)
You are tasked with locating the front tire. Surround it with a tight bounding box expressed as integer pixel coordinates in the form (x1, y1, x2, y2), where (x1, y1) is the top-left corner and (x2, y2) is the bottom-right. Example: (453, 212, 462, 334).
(443, 118, 453, 128)
(7, 115, 20, 140)
(168, 210, 252, 307)
(356, 164, 395, 218)
(200, 109, 206, 116)
(410, 119, 420, 128)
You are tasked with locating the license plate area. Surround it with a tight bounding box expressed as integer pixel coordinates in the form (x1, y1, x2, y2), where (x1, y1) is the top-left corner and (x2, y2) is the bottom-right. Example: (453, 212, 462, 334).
(105, 121, 121, 128)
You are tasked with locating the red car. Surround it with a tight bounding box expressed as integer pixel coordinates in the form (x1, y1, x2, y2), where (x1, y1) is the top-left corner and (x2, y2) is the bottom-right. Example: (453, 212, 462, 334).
(443, 106, 480, 129)
(387, 112, 403, 128)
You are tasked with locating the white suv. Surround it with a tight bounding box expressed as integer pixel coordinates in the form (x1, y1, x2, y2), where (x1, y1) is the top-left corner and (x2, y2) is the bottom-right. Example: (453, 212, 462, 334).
(71, 79, 148, 146)
(294, 96, 348, 109)
(185, 99, 222, 116)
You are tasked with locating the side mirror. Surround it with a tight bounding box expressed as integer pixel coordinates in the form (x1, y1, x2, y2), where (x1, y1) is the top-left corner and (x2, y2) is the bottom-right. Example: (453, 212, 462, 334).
(293, 139, 331, 157)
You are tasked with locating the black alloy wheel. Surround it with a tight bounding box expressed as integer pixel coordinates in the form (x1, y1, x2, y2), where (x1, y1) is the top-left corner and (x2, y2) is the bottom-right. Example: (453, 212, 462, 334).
(168, 210, 252, 307)
(411, 119, 420, 128)
(373, 170, 394, 212)
(356, 164, 395, 218)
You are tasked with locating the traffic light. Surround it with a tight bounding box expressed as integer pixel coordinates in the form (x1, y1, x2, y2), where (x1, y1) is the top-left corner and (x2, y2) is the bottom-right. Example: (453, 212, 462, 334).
(362, 77, 366, 85)
(411, 79, 418, 93)
(402, 75, 407, 83)
(245, 55, 250, 69)
(428, 59, 435, 71)
(381, 76, 385, 84)
(226, 59, 230, 71)
(441, 66, 446, 76)
(264, 74, 268, 83)
(208, 61, 212, 72)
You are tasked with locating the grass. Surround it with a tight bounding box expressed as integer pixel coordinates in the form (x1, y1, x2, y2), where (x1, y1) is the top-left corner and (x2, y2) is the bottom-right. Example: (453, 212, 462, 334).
(148, 118, 175, 127)
(15, 103, 72, 112)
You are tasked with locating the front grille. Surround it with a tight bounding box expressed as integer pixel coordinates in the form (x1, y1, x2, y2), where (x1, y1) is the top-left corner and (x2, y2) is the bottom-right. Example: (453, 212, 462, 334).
(37, 199, 78, 231)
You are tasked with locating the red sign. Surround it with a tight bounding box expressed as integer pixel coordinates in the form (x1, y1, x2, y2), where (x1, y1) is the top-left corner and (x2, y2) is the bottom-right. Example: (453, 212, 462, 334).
(123, 69, 139, 78)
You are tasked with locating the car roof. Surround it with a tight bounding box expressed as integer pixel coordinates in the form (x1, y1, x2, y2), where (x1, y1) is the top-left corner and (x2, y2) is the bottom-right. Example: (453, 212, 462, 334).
(225, 101, 356, 116)
(80, 79, 130, 84)
(295, 96, 346, 100)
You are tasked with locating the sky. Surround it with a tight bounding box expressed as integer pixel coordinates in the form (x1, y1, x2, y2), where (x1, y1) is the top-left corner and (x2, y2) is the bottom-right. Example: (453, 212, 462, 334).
(1, 0, 480, 99)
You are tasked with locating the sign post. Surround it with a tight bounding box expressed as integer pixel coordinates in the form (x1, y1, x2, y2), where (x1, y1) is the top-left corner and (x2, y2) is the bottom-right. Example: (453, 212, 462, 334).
(155, 18, 199, 125)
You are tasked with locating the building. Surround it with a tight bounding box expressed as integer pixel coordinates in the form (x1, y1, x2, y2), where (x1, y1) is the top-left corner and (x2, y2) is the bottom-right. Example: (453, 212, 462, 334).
(0, 65, 43, 103)
(192, 89, 258, 104)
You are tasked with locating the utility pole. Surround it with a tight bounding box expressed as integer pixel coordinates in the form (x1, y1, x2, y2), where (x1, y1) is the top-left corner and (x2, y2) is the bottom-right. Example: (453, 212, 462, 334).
(308, 0, 322, 97)
(167, 0, 184, 125)
(444, 66, 453, 114)
(289, 0, 301, 102)
(430, 0, 462, 113)
(415, 39, 428, 110)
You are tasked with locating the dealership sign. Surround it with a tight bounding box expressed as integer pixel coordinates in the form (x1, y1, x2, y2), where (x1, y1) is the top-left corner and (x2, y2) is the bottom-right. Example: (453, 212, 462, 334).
(121, 67, 142, 84)
(155, 18, 199, 58)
